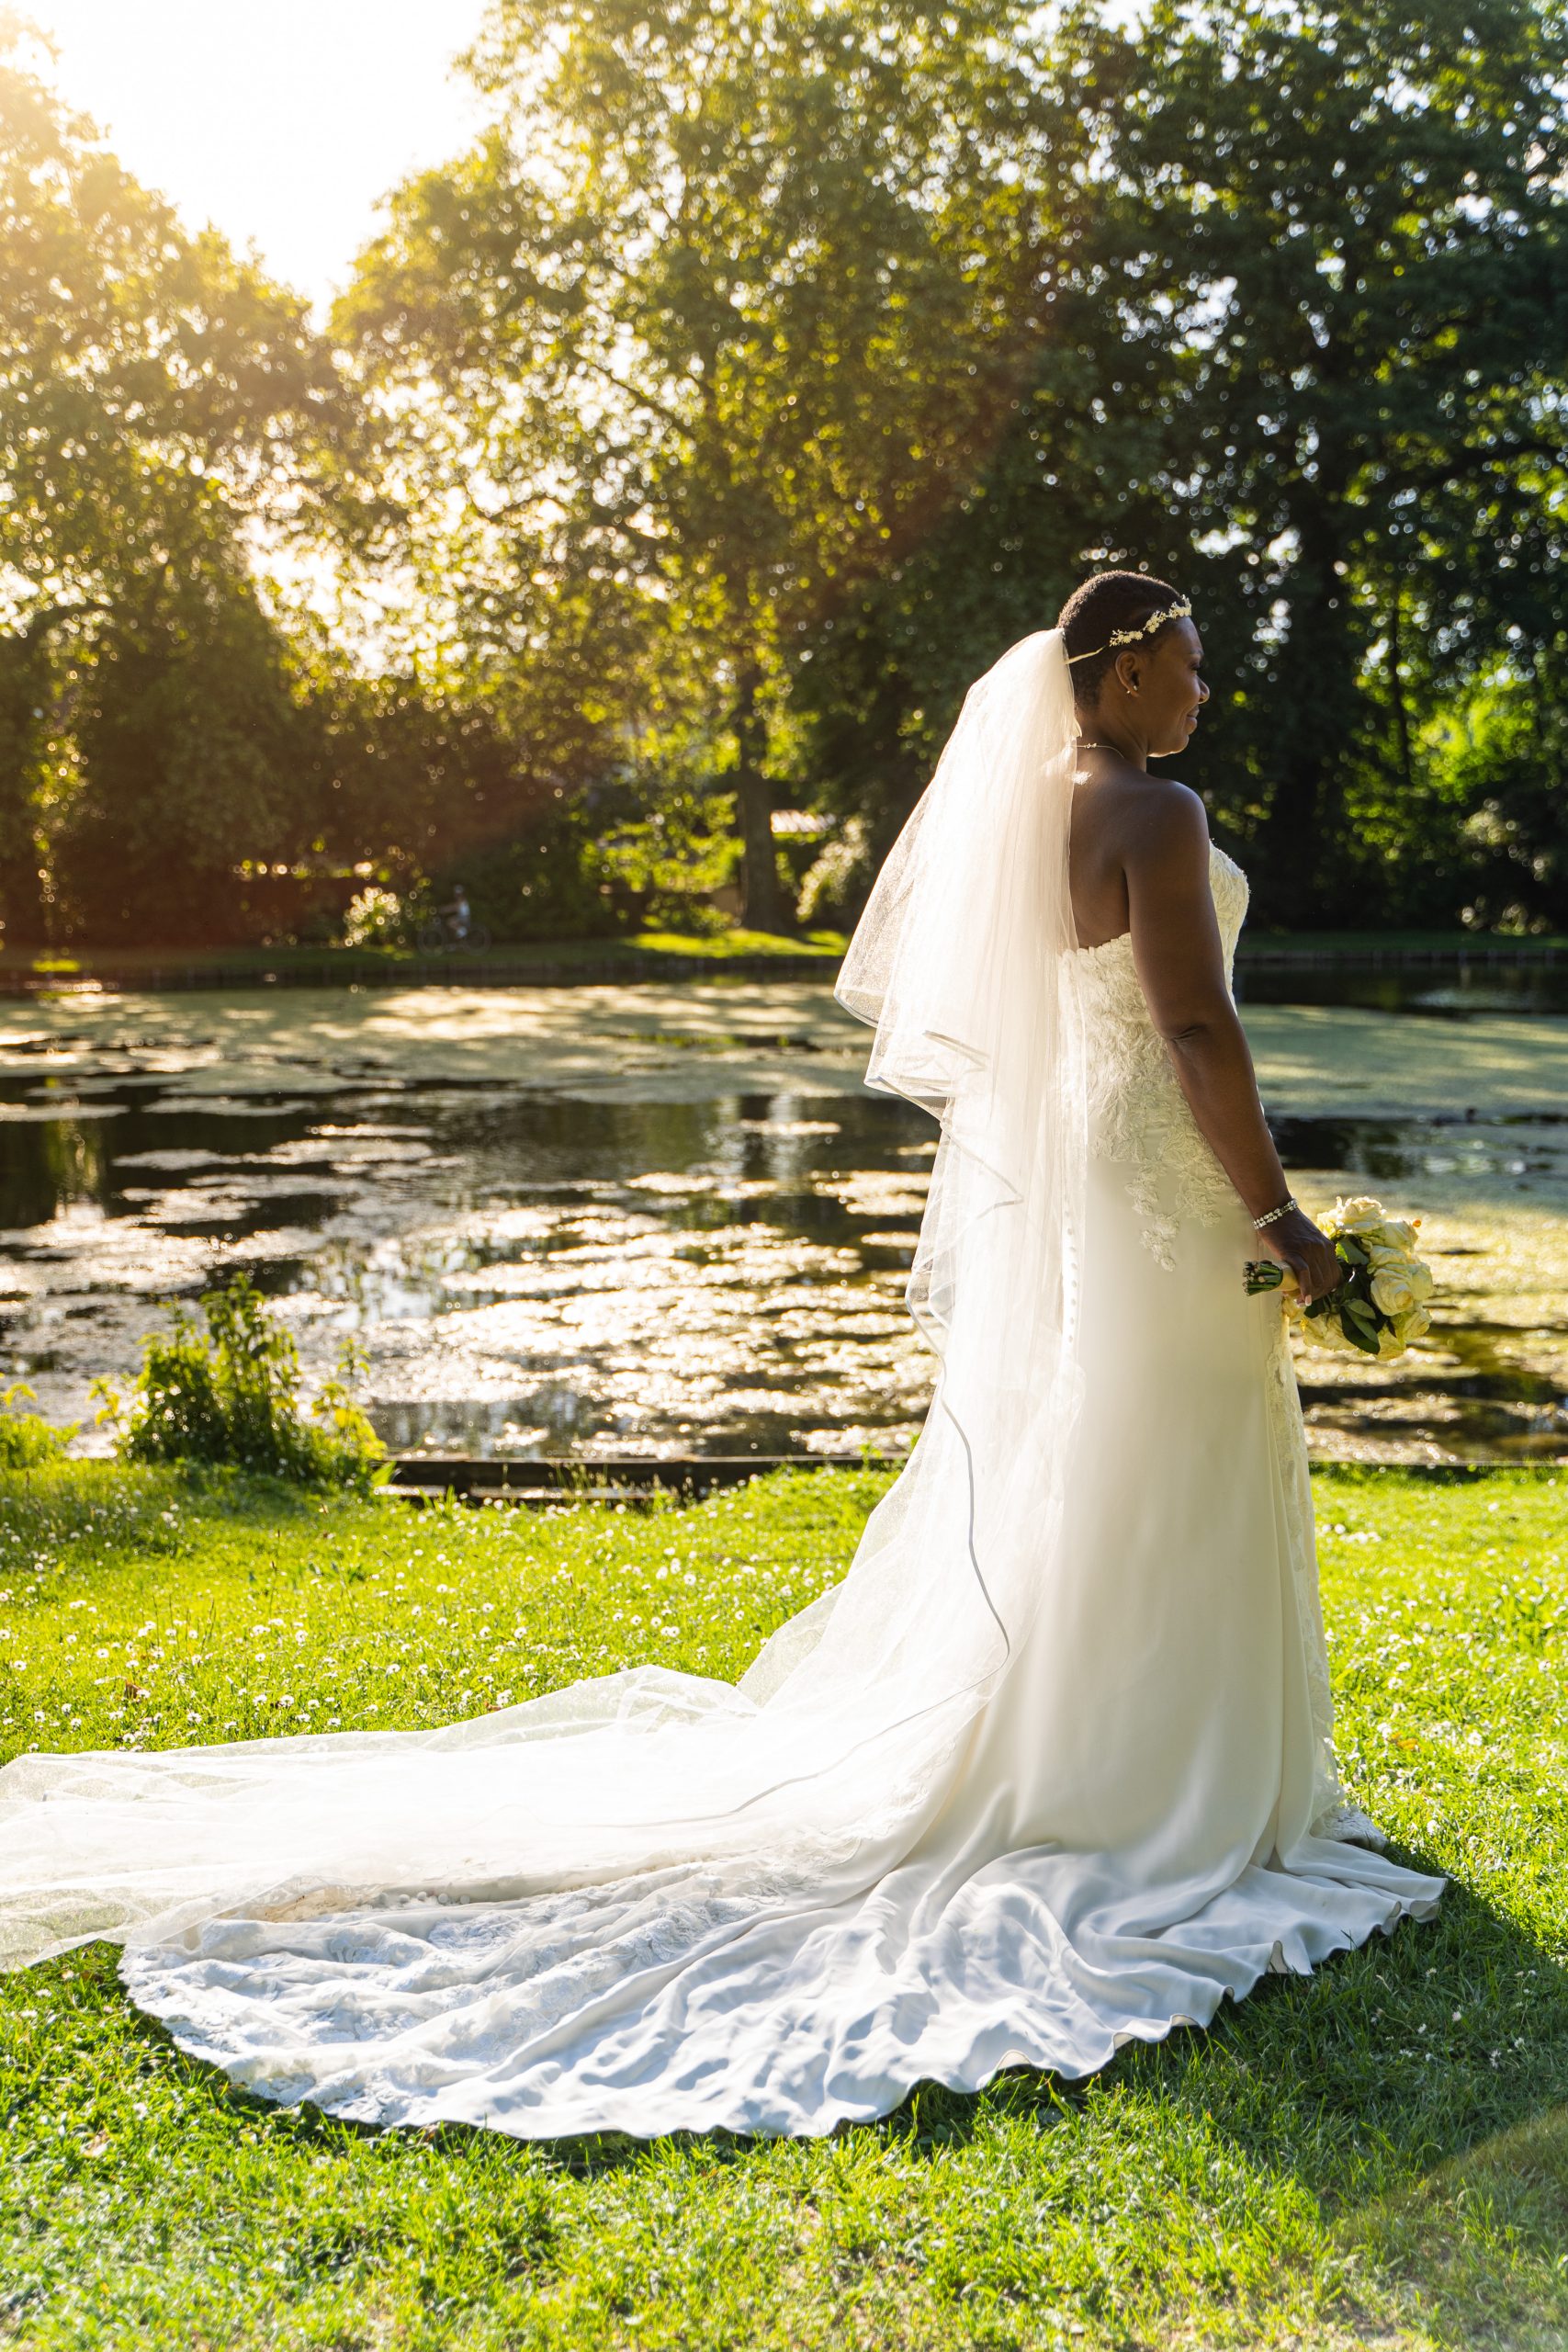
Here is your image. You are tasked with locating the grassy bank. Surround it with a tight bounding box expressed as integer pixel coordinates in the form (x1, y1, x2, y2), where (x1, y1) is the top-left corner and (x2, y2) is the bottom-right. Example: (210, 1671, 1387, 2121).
(1, 1464, 1565, 2349)
(0, 927, 851, 994)
(4, 922, 1564, 1000)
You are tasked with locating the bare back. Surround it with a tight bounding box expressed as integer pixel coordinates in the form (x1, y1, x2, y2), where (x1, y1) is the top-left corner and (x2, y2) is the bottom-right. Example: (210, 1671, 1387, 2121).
(1069, 768, 1192, 952)
(1067, 758, 1232, 1044)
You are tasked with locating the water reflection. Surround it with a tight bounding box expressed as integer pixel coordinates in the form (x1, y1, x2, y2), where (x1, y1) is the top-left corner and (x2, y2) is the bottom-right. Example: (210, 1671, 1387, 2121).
(0, 1057, 1561, 1464)
(1235, 959, 1568, 1015)
(1269, 1114, 1559, 1186)
(0, 1079, 933, 1459)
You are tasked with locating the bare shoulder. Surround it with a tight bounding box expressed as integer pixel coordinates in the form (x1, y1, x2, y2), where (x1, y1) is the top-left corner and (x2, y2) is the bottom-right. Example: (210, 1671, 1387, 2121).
(1122, 776, 1210, 871)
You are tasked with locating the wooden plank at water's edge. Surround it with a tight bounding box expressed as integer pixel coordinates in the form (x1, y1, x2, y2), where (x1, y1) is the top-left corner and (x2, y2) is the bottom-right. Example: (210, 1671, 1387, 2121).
(385, 1455, 904, 1504)
(382, 1455, 1542, 1504)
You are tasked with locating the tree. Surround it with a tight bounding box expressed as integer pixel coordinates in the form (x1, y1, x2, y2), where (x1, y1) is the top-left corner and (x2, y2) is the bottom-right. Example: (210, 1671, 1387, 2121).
(50, 549, 319, 942)
(336, 0, 1094, 924)
(783, 0, 1568, 931)
(0, 19, 342, 941)
(1097, 0, 1568, 923)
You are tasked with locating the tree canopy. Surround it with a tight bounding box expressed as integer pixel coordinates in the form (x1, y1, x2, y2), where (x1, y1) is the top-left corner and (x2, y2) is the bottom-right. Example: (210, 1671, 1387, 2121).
(3, 0, 1567, 944)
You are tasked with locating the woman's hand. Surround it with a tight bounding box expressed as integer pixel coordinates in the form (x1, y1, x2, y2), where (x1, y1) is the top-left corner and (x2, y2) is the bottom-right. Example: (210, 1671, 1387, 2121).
(1258, 1206, 1341, 1306)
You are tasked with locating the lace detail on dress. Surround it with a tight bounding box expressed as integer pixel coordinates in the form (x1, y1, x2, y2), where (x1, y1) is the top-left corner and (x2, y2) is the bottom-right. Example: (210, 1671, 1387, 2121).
(123, 1867, 784, 2122)
(1073, 843, 1251, 1271)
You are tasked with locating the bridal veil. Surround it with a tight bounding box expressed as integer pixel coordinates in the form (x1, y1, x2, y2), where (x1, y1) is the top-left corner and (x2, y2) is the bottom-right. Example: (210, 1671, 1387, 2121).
(0, 629, 1091, 1970)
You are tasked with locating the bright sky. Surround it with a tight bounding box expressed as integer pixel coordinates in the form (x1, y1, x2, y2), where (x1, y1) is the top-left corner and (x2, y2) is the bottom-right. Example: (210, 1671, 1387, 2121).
(24, 0, 493, 313)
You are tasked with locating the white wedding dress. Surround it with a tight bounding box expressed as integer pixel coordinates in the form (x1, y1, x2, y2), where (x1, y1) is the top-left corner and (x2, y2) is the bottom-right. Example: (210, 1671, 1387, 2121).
(0, 634, 1442, 2139)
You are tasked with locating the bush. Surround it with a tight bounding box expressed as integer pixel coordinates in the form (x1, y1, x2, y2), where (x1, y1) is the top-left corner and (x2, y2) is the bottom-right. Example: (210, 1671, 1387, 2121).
(432, 807, 632, 944)
(98, 1280, 387, 1492)
(342, 885, 410, 949)
(0, 1384, 73, 1469)
(796, 817, 874, 926)
(597, 786, 742, 933)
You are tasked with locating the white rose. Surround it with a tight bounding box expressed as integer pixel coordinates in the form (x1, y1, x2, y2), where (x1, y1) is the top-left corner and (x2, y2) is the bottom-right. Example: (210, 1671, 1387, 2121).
(1371, 1260, 1433, 1312)
(1371, 1306, 1430, 1360)
(1328, 1196, 1386, 1237)
(1370, 1266, 1421, 1316)
(1365, 1238, 1407, 1272)
(1303, 1312, 1360, 1355)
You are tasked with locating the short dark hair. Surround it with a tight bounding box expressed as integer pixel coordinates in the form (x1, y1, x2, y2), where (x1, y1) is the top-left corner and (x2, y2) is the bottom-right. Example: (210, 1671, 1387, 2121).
(1057, 571, 1189, 699)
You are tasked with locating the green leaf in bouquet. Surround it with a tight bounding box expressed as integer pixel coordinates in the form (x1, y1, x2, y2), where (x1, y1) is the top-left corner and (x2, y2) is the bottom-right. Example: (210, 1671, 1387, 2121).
(1340, 1314, 1382, 1355)
(1343, 1299, 1382, 1342)
(1337, 1236, 1371, 1269)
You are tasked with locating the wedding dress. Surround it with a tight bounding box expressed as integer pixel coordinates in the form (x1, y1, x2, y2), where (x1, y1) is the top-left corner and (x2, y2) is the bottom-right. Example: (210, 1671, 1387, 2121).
(0, 631, 1441, 2139)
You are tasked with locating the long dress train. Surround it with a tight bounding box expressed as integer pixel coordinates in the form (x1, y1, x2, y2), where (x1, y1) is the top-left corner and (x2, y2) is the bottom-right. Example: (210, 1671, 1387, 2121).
(0, 639, 1442, 2140)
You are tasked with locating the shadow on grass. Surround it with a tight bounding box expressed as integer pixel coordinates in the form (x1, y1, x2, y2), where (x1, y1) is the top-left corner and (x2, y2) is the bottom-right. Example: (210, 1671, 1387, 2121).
(512, 1853, 1568, 2333)
(89, 1843, 1566, 2341)
(874, 1855, 1568, 2337)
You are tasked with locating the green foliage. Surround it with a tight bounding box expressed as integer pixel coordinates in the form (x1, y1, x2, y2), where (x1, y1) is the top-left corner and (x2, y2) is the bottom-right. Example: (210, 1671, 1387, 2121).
(597, 786, 740, 930)
(1425, 673, 1568, 932)
(0, 21, 344, 948)
(50, 573, 319, 945)
(341, 884, 409, 949)
(338, 0, 1088, 927)
(788, 0, 1568, 929)
(633, 922, 849, 958)
(6, 1, 1568, 940)
(1115, 0, 1568, 927)
(1, 1465, 1566, 2346)
(100, 1280, 386, 1492)
(432, 805, 630, 944)
(795, 817, 874, 928)
(0, 1382, 70, 1468)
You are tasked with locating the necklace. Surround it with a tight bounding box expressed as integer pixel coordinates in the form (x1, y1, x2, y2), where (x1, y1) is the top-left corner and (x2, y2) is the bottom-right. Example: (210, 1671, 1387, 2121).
(1076, 741, 1118, 752)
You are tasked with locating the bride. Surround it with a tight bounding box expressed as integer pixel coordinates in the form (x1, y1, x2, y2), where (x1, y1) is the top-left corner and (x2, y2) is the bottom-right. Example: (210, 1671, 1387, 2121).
(0, 571, 1442, 2139)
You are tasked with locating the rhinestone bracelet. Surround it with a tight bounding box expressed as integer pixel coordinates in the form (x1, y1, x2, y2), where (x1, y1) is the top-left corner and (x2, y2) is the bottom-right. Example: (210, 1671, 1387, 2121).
(1252, 1195, 1298, 1230)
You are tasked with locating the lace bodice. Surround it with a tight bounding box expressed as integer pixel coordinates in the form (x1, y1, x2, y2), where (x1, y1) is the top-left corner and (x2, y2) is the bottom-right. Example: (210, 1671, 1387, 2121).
(1070, 842, 1250, 1271)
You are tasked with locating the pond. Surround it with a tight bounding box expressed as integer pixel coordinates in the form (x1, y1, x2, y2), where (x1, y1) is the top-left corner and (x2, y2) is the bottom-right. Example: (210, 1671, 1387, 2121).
(0, 982, 1562, 1465)
(1235, 958, 1568, 1016)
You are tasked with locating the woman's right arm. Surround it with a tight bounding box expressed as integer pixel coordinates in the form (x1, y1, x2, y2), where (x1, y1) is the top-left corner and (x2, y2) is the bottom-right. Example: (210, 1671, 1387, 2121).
(1123, 786, 1341, 1305)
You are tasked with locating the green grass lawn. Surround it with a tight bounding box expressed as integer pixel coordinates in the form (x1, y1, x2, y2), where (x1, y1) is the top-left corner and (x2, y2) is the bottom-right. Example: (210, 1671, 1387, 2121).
(1, 1464, 1565, 2349)
(627, 925, 849, 960)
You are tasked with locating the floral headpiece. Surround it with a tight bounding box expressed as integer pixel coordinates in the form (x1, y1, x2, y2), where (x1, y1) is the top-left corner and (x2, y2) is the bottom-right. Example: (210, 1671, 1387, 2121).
(1065, 598, 1192, 664)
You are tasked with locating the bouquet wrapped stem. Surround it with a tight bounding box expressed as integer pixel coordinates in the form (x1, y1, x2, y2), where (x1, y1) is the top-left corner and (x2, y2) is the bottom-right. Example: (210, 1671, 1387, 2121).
(1245, 1196, 1434, 1361)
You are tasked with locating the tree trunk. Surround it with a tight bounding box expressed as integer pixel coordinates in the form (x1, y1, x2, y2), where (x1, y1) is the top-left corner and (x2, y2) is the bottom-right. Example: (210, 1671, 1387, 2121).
(0, 844, 48, 951)
(1387, 572, 1416, 805)
(0, 628, 53, 950)
(733, 661, 784, 932)
(1255, 497, 1359, 929)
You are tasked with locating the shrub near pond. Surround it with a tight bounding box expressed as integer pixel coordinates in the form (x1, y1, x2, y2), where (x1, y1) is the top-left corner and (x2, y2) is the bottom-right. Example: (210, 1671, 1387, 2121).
(0, 1384, 71, 1469)
(430, 811, 632, 945)
(96, 1279, 387, 1492)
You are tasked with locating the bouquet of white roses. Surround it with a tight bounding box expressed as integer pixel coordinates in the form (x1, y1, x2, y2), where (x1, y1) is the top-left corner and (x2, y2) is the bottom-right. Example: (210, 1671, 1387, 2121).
(1245, 1194, 1435, 1360)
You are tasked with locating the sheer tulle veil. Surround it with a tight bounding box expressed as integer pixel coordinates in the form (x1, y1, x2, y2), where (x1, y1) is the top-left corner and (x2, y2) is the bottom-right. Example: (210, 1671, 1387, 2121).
(0, 629, 1090, 1969)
